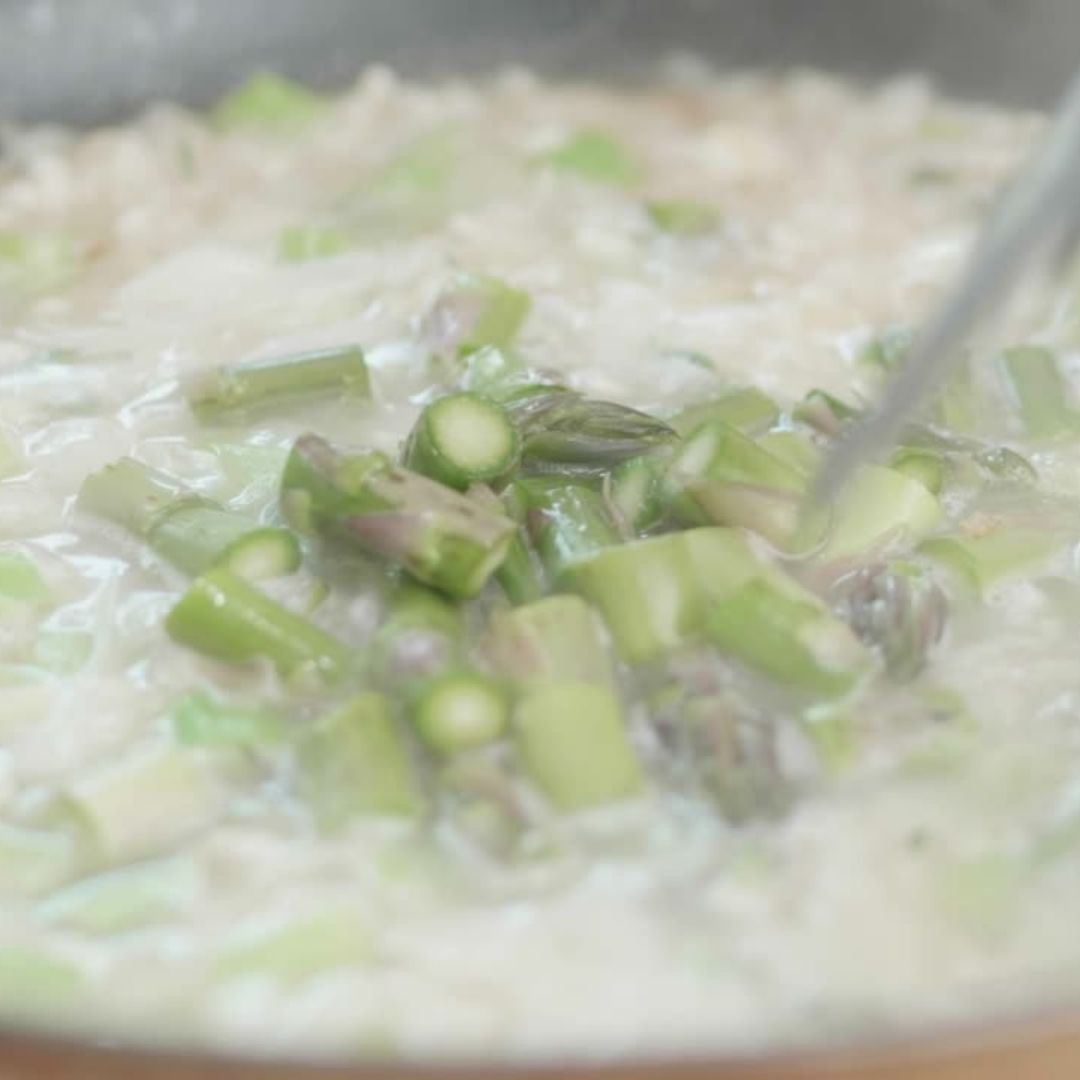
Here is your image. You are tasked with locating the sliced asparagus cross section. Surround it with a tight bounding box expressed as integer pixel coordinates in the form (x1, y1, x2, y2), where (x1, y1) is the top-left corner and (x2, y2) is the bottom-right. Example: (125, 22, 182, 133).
(404, 391, 520, 490)
(281, 434, 515, 599)
(186, 344, 370, 422)
(520, 480, 623, 583)
(412, 671, 510, 755)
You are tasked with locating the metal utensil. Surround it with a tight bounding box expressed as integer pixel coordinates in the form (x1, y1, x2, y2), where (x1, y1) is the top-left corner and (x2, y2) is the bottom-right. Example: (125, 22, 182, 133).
(815, 67, 1080, 504)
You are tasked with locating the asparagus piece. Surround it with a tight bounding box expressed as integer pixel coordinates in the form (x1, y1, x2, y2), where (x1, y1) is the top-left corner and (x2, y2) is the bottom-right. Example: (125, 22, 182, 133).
(403, 392, 520, 490)
(756, 430, 820, 477)
(920, 526, 1064, 596)
(80, 457, 300, 580)
(539, 130, 640, 186)
(278, 225, 350, 262)
(281, 434, 515, 599)
(793, 388, 862, 437)
(170, 690, 286, 748)
(212, 72, 325, 131)
(425, 274, 531, 360)
(999, 345, 1080, 439)
(165, 567, 352, 684)
(470, 483, 545, 605)
(47, 745, 224, 866)
(670, 387, 780, 438)
(811, 465, 943, 561)
(705, 578, 870, 697)
(515, 682, 644, 810)
(664, 419, 807, 548)
(486, 593, 616, 689)
(647, 199, 721, 235)
(830, 562, 948, 681)
(520, 480, 623, 583)
(607, 451, 671, 534)
(297, 693, 423, 827)
(889, 447, 946, 495)
(0, 947, 84, 1017)
(412, 671, 510, 755)
(214, 911, 373, 983)
(0, 551, 50, 612)
(513, 390, 675, 475)
(370, 582, 465, 688)
(186, 344, 370, 422)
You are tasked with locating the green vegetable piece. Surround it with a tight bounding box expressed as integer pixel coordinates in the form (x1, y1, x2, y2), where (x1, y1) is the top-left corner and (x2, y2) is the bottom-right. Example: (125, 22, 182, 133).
(298, 693, 423, 827)
(412, 671, 510, 755)
(281, 434, 515, 600)
(171, 690, 285, 748)
(166, 567, 352, 684)
(522, 481, 623, 582)
(277, 225, 350, 262)
(0, 947, 83, 1014)
(801, 702, 859, 775)
(404, 392, 520, 490)
(889, 447, 946, 494)
(214, 910, 373, 983)
(79, 457, 201, 537)
(369, 583, 464, 688)
(515, 682, 644, 810)
(0, 551, 50, 611)
(999, 345, 1080, 439)
(460, 346, 523, 395)
(48, 745, 222, 866)
(920, 526, 1063, 596)
(793, 388, 862, 436)
(647, 199, 721, 235)
(859, 325, 914, 371)
(607, 452, 671, 534)
(487, 593, 615, 688)
(664, 420, 806, 548)
(0, 230, 77, 295)
(813, 465, 943, 561)
(0, 823, 76, 896)
(212, 72, 324, 132)
(541, 130, 640, 185)
(39, 858, 196, 934)
(670, 387, 780, 438)
(706, 578, 869, 697)
(186, 345, 370, 422)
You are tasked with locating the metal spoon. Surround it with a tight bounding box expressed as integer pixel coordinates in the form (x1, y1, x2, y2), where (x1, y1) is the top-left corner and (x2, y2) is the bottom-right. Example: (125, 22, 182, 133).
(814, 68, 1080, 505)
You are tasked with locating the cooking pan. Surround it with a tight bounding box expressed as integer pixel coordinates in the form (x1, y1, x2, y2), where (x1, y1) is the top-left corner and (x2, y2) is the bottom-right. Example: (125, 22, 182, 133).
(2, 1, 1080, 1076)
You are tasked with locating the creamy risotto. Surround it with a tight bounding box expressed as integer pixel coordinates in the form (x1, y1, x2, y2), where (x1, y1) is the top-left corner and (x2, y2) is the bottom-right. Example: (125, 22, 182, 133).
(0, 65, 1076, 1061)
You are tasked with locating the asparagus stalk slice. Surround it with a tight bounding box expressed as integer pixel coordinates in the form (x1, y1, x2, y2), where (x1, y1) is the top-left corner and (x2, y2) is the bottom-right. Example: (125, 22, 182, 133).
(281, 434, 515, 599)
(809, 465, 943, 561)
(515, 682, 644, 810)
(80, 457, 300, 580)
(539, 130, 640, 186)
(486, 593, 616, 689)
(919, 525, 1065, 597)
(889, 447, 946, 494)
(165, 567, 352, 684)
(606, 451, 671, 534)
(999, 345, 1080, 439)
(513, 390, 675, 475)
(705, 578, 870, 697)
(520, 480, 623, 583)
(186, 344, 370, 422)
(830, 563, 948, 681)
(670, 387, 780, 438)
(46, 745, 224, 866)
(412, 671, 510, 755)
(647, 199, 721, 235)
(470, 483, 545, 605)
(664, 419, 807, 548)
(0, 551, 50, 612)
(370, 582, 465, 687)
(425, 274, 531, 360)
(170, 690, 286, 748)
(297, 693, 423, 828)
(403, 392, 520, 490)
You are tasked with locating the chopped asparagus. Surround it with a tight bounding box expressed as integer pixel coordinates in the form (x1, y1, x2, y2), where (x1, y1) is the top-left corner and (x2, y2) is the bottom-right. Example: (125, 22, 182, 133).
(0, 947, 84, 1015)
(539, 130, 640, 185)
(607, 451, 671, 534)
(515, 682, 644, 810)
(889, 446, 946, 494)
(426, 274, 531, 360)
(297, 693, 423, 827)
(81, 457, 299, 580)
(170, 690, 286, 748)
(999, 345, 1080, 439)
(165, 567, 352, 684)
(404, 392, 520, 490)
(412, 671, 510, 755)
(186, 344, 370, 422)
(521, 480, 623, 582)
(670, 387, 780, 438)
(793, 388, 862, 437)
(486, 593, 616, 689)
(281, 434, 515, 599)
(756, 431, 820, 477)
(370, 582, 464, 688)
(647, 199, 721, 235)
(0, 551, 50, 611)
(471, 484, 545, 605)
(920, 526, 1065, 596)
